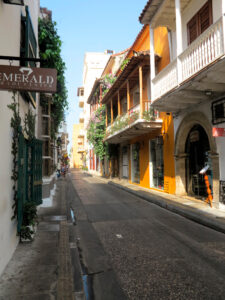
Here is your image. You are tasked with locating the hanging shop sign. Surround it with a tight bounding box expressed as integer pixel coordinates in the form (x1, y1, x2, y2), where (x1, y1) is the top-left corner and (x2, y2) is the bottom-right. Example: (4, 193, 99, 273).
(212, 127, 225, 137)
(0, 65, 57, 93)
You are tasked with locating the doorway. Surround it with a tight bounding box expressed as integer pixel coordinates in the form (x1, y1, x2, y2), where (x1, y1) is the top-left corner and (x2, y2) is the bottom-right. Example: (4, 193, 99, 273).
(131, 143, 140, 184)
(122, 146, 129, 178)
(185, 125, 212, 197)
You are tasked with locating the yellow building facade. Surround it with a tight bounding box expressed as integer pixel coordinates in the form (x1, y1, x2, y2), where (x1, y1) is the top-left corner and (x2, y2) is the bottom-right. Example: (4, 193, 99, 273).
(71, 123, 85, 168)
(103, 25, 176, 194)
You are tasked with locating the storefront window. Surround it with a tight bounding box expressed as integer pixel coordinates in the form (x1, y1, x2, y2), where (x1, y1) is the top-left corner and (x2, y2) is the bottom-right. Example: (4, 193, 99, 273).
(131, 143, 140, 184)
(150, 137, 164, 189)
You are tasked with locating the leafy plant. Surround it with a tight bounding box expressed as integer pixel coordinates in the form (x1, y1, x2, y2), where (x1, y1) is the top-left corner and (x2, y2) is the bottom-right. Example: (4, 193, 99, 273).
(107, 111, 139, 137)
(87, 105, 108, 160)
(20, 201, 38, 241)
(8, 93, 39, 241)
(39, 17, 68, 135)
(120, 58, 130, 71)
(24, 108, 36, 140)
(101, 74, 117, 97)
(142, 108, 156, 121)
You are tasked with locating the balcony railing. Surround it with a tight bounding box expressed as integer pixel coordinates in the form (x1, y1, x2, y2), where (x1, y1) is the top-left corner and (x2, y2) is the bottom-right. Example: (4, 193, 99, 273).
(78, 129, 85, 137)
(79, 112, 84, 122)
(78, 146, 85, 152)
(152, 17, 224, 101)
(152, 60, 178, 100)
(79, 96, 84, 108)
(180, 17, 224, 82)
(105, 101, 159, 137)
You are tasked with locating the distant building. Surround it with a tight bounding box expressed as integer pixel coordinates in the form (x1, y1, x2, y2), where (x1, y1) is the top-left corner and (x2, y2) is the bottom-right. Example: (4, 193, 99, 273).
(71, 123, 85, 168)
(77, 51, 112, 170)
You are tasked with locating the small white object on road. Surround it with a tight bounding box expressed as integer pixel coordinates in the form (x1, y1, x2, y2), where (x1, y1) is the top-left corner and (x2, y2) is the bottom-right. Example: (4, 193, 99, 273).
(116, 234, 123, 239)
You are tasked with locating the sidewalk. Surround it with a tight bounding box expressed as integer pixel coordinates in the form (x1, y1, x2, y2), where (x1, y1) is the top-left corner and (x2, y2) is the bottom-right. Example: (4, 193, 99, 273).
(89, 172, 225, 234)
(0, 177, 77, 300)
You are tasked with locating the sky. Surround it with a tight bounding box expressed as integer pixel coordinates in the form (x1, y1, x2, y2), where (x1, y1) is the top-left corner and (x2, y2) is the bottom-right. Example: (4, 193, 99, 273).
(40, 0, 148, 150)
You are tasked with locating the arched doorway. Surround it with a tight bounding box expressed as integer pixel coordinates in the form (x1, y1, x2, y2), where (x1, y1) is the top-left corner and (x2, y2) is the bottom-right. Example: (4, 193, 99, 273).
(174, 112, 220, 206)
(185, 125, 212, 197)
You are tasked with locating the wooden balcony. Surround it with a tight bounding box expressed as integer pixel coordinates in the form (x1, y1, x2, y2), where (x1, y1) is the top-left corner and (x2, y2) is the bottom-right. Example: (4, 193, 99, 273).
(77, 146, 85, 153)
(104, 101, 162, 144)
(79, 96, 84, 108)
(152, 17, 225, 112)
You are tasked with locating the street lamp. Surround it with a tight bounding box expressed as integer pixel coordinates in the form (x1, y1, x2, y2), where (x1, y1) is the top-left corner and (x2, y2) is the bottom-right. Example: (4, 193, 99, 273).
(3, 0, 24, 5)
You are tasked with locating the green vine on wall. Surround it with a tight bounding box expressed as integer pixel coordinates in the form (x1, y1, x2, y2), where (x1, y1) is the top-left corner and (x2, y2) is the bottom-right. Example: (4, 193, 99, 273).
(120, 58, 130, 71)
(24, 108, 36, 140)
(8, 92, 38, 241)
(39, 17, 68, 136)
(7, 92, 21, 221)
(101, 74, 117, 97)
(87, 105, 107, 160)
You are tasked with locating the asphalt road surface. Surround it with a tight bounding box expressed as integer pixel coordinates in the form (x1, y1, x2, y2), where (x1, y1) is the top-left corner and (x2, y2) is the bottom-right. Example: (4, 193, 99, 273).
(68, 170, 225, 300)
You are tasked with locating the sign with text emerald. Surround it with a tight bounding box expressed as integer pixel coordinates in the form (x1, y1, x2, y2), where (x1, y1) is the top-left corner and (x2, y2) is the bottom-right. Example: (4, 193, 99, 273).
(0, 65, 57, 93)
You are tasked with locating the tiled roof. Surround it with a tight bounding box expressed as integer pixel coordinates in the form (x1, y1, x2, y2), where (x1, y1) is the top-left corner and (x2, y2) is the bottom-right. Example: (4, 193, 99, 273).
(139, 0, 153, 24)
(102, 52, 151, 104)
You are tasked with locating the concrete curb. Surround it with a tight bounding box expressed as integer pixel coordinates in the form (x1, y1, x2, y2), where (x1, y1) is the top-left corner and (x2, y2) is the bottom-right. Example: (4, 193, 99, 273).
(108, 181, 225, 235)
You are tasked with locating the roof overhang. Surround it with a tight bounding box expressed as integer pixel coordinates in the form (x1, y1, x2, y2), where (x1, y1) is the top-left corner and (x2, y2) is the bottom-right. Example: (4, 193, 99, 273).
(152, 56, 225, 113)
(104, 118, 162, 144)
(139, 0, 192, 30)
(87, 79, 101, 104)
(102, 52, 160, 104)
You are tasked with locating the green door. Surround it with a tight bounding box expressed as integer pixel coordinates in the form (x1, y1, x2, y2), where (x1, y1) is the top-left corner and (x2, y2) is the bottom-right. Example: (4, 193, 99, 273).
(17, 131, 43, 233)
(17, 130, 27, 232)
(31, 139, 43, 205)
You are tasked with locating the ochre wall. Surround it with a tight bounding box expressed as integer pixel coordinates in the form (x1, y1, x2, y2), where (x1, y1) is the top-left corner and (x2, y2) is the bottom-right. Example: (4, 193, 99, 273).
(127, 25, 150, 58)
(127, 25, 175, 194)
(71, 123, 84, 168)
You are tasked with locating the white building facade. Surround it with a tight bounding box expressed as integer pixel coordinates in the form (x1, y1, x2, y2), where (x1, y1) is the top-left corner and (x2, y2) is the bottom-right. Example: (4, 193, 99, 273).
(77, 51, 112, 172)
(140, 0, 225, 208)
(0, 0, 41, 275)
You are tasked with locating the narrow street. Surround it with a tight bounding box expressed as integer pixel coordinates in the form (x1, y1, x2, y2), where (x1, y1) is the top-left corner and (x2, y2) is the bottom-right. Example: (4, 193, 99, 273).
(69, 169, 225, 300)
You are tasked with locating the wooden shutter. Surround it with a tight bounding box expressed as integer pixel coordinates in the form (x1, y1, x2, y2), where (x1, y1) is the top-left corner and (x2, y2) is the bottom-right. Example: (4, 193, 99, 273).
(187, 15, 199, 45)
(187, 0, 212, 45)
(199, 0, 212, 34)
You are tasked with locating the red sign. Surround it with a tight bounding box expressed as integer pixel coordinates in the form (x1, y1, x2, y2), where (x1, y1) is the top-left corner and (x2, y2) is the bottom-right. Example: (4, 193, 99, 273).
(0, 65, 57, 93)
(212, 127, 225, 137)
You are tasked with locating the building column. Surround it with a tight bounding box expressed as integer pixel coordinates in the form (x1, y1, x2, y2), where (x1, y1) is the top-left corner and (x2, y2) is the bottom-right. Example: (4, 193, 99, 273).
(106, 105, 108, 126)
(127, 80, 130, 112)
(100, 84, 103, 106)
(111, 99, 113, 125)
(210, 152, 220, 208)
(139, 65, 143, 118)
(118, 92, 121, 116)
(222, 0, 225, 52)
(174, 153, 188, 196)
(150, 26, 155, 102)
(175, 0, 183, 83)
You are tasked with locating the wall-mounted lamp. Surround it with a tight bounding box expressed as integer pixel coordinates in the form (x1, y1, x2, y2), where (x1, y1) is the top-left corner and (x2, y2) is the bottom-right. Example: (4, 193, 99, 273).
(3, 0, 24, 5)
(205, 90, 212, 96)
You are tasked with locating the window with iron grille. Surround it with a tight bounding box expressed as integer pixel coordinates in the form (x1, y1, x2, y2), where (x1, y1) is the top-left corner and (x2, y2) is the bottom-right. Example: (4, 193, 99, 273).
(20, 6, 37, 106)
(212, 98, 225, 125)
